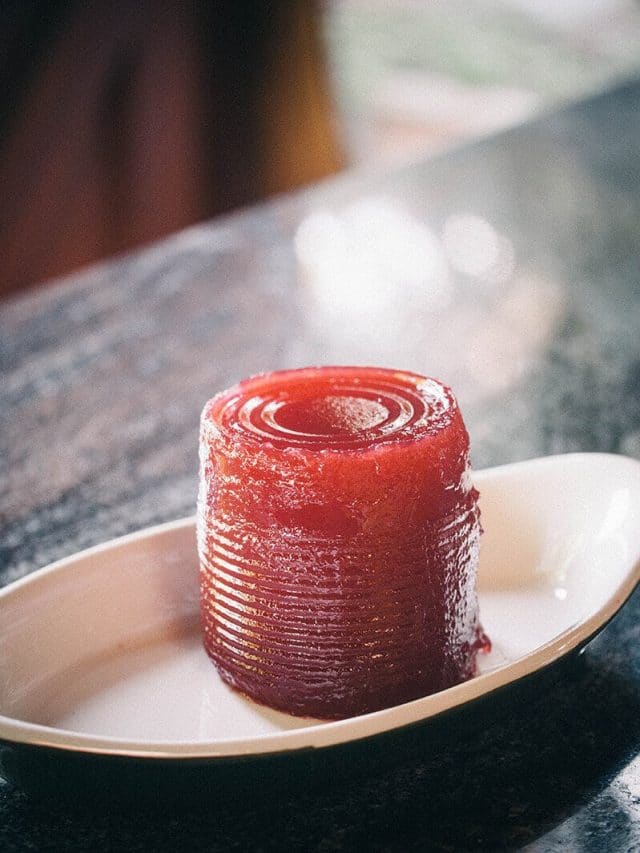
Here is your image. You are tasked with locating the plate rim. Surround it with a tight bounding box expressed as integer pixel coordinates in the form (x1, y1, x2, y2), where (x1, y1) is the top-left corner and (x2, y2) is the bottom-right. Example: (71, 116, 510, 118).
(1, 452, 639, 761)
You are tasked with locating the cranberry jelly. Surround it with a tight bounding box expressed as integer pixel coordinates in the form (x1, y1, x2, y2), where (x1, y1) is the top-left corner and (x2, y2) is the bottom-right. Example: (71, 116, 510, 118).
(198, 366, 487, 719)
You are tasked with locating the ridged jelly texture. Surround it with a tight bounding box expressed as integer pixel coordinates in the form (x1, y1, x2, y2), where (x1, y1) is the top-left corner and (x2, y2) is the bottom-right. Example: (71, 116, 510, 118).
(197, 366, 488, 719)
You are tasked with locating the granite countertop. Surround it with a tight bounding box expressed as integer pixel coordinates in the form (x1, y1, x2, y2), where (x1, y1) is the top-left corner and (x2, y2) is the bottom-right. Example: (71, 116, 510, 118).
(2, 80, 640, 852)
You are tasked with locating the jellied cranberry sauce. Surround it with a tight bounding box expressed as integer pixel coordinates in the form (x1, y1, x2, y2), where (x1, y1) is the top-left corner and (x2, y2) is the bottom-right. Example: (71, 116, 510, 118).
(198, 366, 487, 719)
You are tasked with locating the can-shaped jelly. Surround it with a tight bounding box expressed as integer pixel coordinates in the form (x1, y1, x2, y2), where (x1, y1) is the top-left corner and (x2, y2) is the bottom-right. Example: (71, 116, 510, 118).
(198, 366, 487, 719)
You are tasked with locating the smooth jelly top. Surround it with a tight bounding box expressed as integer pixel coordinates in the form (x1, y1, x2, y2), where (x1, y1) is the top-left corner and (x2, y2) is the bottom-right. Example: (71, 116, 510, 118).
(203, 366, 459, 452)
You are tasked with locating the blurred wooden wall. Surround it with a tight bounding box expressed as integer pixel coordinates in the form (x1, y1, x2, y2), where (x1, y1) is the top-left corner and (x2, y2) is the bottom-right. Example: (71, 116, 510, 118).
(0, 1, 342, 298)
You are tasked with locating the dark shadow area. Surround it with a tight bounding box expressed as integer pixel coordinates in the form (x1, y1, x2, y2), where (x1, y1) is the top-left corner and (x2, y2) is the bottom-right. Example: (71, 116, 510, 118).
(0, 0, 342, 297)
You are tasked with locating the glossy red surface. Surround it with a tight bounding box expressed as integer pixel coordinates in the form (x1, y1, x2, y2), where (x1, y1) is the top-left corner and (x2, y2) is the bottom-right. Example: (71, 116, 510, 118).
(198, 366, 487, 719)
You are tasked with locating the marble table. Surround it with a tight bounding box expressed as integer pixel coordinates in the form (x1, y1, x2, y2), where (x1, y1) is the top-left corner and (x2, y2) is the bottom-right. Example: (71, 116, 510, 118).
(2, 79, 640, 851)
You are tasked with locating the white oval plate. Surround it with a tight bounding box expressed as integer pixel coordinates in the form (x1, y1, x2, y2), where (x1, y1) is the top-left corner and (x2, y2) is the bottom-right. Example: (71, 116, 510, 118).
(1, 454, 640, 764)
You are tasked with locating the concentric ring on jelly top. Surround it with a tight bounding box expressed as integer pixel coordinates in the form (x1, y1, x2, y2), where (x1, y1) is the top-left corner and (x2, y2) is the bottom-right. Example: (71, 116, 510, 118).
(206, 367, 456, 450)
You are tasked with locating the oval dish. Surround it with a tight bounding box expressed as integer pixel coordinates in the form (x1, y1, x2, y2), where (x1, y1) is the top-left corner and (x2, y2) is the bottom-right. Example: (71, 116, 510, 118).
(1, 454, 640, 794)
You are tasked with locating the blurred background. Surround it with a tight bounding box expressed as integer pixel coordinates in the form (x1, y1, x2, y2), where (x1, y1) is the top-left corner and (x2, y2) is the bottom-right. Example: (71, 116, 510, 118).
(2, 0, 640, 299)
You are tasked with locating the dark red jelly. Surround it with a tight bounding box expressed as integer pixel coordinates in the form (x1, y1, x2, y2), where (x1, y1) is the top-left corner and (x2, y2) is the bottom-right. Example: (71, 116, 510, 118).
(198, 366, 487, 719)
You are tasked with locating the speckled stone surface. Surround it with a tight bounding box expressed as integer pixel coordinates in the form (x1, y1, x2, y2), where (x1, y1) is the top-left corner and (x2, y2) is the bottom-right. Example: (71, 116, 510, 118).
(2, 81, 640, 851)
